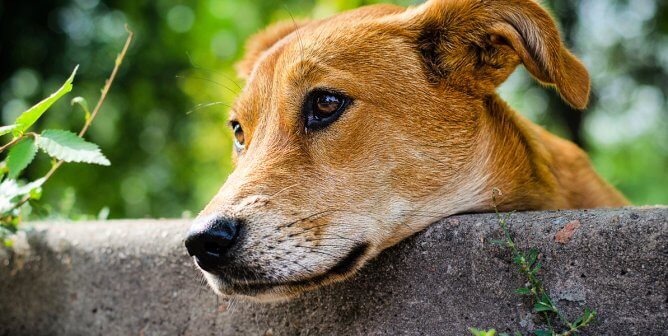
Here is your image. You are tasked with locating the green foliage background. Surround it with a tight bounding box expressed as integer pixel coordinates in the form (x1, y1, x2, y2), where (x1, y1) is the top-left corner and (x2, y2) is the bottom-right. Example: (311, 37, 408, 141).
(1, 0, 666, 219)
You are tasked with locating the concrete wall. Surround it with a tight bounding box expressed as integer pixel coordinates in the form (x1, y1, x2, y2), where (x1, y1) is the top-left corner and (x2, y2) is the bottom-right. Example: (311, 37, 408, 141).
(0, 207, 666, 335)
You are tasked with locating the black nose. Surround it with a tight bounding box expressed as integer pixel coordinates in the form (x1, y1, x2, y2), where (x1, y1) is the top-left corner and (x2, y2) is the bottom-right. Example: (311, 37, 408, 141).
(185, 217, 240, 272)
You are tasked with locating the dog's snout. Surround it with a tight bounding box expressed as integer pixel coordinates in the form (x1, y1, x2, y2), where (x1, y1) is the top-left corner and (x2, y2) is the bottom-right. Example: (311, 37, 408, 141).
(185, 216, 240, 272)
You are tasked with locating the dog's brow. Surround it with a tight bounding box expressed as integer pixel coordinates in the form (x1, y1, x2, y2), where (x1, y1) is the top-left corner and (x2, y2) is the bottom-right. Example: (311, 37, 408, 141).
(229, 98, 251, 121)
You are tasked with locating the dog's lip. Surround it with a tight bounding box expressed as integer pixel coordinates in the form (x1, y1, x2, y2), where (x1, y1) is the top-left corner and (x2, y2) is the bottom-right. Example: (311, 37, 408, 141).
(215, 242, 370, 296)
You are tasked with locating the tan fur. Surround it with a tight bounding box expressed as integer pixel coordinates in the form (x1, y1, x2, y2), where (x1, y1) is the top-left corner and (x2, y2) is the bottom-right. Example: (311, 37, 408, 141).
(192, 0, 628, 301)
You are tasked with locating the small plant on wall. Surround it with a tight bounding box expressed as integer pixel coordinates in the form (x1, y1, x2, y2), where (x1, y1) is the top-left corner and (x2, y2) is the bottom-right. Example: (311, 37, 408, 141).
(469, 189, 597, 336)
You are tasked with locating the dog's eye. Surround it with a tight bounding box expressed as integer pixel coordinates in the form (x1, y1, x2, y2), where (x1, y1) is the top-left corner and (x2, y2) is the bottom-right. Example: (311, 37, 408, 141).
(231, 121, 245, 151)
(305, 90, 350, 131)
(315, 94, 342, 118)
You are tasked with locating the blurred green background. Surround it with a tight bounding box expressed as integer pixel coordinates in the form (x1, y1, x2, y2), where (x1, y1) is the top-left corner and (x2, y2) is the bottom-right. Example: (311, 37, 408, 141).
(0, 0, 666, 220)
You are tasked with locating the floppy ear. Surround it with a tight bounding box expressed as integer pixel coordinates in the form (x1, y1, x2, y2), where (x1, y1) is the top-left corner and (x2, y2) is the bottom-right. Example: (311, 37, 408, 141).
(413, 0, 590, 109)
(236, 20, 310, 80)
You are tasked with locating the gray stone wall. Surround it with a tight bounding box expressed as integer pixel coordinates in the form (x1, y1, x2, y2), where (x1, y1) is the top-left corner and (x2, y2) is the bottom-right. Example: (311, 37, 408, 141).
(1, 207, 666, 335)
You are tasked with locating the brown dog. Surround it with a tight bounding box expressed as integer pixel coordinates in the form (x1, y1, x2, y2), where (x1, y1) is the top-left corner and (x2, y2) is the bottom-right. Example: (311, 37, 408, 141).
(185, 0, 628, 301)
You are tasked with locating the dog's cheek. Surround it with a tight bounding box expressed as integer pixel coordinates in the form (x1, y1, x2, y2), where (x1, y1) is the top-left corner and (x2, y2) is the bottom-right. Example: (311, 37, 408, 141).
(390, 160, 445, 200)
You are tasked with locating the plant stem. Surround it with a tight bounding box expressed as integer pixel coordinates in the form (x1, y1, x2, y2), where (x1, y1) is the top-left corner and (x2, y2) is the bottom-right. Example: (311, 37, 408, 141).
(496, 209, 556, 328)
(557, 311, 596, 336)
(493, 189, 556, 329)
(491, 188, 595, 335)
(78, 26, 133, 137)
(0, 137, 22, 153)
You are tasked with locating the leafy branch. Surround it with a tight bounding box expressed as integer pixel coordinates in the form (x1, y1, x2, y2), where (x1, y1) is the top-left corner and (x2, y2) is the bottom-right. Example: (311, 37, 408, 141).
(469, 189, 596, 336)
(0, 26, 134, 245)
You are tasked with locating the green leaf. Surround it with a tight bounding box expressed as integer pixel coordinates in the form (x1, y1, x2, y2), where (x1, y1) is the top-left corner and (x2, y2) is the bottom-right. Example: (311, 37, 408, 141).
(532, 330, 553, 336)
(0, 124, 17, 136)
(6, 137, 38, 179)
(530, 262, 542, 275)
(489, 239, 507, 247)
(29, 185, 43, 200)
(13, 66, 78, 136)
(585, 308, 596, 320)
(71, 96, 91, 122)
(0, 216, 19, 233)
(98, 206, 110, 220)
(20, 178, 46, 195)
(527, 248, 539, 267)
(1, 179, 24, 207)
(515, 287, 532, 295)
(469, 328, 496, 336)
(0, 178, 45, 213)
(574, 308, 596, 328)
(534, 293, 556, 313)
(36, 130, 110, 165)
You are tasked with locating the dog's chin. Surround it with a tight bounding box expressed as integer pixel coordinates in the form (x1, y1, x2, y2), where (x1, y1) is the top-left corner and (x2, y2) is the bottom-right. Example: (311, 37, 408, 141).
(202, 243, 370, 302)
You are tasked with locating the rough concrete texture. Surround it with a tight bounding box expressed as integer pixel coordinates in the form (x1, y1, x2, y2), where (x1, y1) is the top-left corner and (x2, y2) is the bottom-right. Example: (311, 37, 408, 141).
(0, 207, 666, 336)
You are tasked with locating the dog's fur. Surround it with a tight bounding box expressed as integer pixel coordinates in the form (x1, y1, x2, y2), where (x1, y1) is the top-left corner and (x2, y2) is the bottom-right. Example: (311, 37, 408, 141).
(191, 0, 628, 301)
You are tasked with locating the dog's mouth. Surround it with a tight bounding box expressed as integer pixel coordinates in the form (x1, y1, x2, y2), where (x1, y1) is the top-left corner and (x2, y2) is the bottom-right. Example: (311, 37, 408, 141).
(207, 243, 370, 299)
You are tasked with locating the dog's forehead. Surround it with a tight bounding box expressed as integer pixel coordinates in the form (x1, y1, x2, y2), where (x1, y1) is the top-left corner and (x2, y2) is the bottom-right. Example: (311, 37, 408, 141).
(235, 6, 411, 122)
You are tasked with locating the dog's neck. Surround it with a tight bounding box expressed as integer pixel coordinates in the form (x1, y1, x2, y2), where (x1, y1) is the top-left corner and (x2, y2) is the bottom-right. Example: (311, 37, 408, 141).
(472, 94, 628, 211)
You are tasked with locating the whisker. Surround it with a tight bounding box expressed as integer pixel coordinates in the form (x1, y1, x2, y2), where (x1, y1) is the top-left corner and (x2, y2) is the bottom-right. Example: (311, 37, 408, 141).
(288, 259, 311, 272)
(186, 51, 243, 90)
(176, 74, 239, 96)
(284, 4, 307, 86)
(399, 210, 455, 219)
(400, 209, 450, 214)
(295, 246, 339, 259)
(281, 207, 417, 234)
(195, 270, 209, 293)
(284, 233, 359, 243)
(400, 212, 447, 218)
(270, 253, 311, 273)
(289, 221, 331, 233)
(228, 296, 240, 314)
(344, 208, 416, 232)
(186, 101, 232, 115)
(299, 243, 349, 249)
(267, 183, 299, 200)
(315, 234, 359, 242)
(277, 209, 337, 229)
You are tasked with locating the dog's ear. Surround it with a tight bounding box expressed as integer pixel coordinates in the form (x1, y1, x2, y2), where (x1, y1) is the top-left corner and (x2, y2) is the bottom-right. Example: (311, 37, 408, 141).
(236, 20, 310, 80)
(411, 0, 590, 109)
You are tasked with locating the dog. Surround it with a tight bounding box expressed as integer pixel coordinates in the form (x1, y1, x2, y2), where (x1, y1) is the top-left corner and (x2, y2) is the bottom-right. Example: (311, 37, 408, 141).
(185, 0, 628, 301)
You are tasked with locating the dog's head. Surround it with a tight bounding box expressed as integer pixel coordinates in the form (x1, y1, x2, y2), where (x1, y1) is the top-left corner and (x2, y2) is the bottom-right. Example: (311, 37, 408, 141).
(185, 0, 589, 301)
